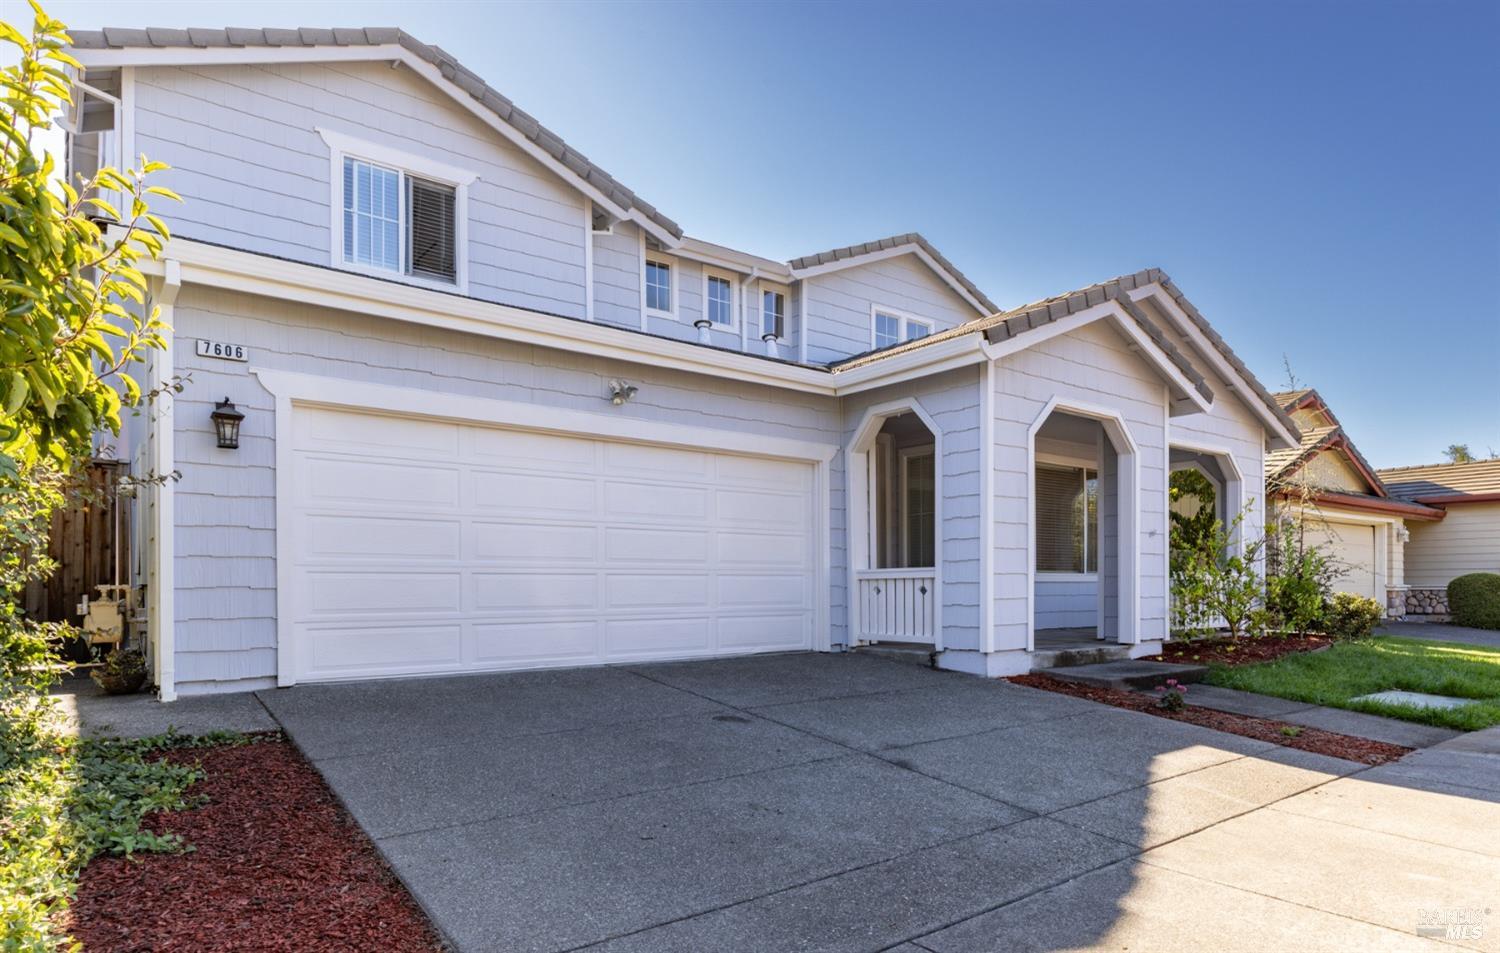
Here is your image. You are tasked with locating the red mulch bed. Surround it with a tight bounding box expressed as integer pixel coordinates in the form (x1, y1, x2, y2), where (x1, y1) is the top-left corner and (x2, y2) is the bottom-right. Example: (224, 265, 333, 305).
(1007, 674, 1410, 766)
(1146, 634, 1335, 667)
(63, 736, 442, 953)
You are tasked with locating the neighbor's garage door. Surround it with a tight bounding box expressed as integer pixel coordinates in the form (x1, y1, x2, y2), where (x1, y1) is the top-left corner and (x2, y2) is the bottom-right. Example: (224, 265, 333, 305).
(1307, 519, 1380, 601)
(286, 406, 816, 683)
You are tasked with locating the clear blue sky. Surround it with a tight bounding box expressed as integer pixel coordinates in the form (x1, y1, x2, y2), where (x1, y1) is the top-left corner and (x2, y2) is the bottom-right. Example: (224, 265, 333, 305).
(40, 0, 1500, 467)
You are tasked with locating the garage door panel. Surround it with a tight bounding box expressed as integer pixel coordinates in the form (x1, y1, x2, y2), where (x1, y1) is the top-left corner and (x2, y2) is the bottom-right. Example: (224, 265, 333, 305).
(302, 623, 463, 678)
(605, 573, 711, 609)
(720, 614, 810, 650)
(303, 457, 461, 508)
(472, 471, 597, 518)
(718, 574, 809, 609)
(472, 620, 598, 663)
(295, 408, 460, 458)
(604, 617, 713, 657)
(305, 571, 462, 615)
(302, 514, 461, 560)
(716, 454, 812, 490)
(604, 481, 709, 523)
(471, 572, 597, 612)
(466, 426, 598, 472)
(289, 406, 817, 682)
(471, 521, 598, 563)
(718, 531, 809, 567)
(603, 441, 710, 479)
(716, 488, 805, 526)
(604, 527, 710, 564)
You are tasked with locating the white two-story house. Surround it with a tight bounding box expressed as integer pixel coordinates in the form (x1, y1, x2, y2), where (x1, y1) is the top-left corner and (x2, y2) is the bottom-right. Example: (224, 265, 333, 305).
(66, 27, 1300, 700)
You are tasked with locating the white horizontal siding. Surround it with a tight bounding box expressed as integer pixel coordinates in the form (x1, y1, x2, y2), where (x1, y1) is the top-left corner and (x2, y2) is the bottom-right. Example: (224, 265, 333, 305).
(806, 253, 977, 364)
(1404, 502, 1500, 588)
(991, 319, 1169, 651)
(1036, 577, 1098, 629)
(134, 60, 589, 318)
(836, 366, 983, 651)
(170, 286, 842, 694)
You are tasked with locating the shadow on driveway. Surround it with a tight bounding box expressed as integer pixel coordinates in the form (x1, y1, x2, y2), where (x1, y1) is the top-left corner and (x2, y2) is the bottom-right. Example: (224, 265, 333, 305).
(253, 652, 1500, 953)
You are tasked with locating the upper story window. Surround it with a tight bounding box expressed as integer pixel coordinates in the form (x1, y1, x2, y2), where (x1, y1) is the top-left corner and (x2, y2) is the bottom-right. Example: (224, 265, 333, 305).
(705, 273, 735, 328)
(1035, 462, 1099, 575)
(645, 257, 674, 316)
(762, 288, 786, 339)
(319, 128, 475, 293)
(872, 308, 934, 349)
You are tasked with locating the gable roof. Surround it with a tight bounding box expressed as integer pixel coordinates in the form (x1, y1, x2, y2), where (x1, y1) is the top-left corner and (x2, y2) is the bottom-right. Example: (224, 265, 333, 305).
(1266, 389, 1382, 491)
(1378, 460, 1500, 504)
(787, 233, 998, 314)
(68, 26, 684, 243)
(69, 30, 1000, 313)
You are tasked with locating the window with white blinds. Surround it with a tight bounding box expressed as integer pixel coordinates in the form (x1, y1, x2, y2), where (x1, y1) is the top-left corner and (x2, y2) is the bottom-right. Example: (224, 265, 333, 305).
(407, 176, 456, 281)
(340, 156, 459, 285)
(1036, 463, 1099, 573)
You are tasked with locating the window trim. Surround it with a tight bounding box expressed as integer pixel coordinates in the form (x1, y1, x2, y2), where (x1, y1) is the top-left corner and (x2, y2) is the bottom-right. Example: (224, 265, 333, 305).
(869, 304, 935, 350)
(318, 127, 475, 294)
(644, 253, 678, 320)
(701, 266, 740, 332)
(1034, 454, 1100, 578)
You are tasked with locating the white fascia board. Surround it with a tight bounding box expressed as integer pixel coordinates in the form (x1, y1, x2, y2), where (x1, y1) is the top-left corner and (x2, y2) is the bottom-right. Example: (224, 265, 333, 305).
(789, 244, 990, 316)
(677, 238, 792, 279)
(1130, 283, 1299, 450)
(75, 44, 681, 249)
(125, 233, 835, 395)
(72, 44, 408, 68)
(830, 335, 989, 395)
(979, 301, 1213, 416)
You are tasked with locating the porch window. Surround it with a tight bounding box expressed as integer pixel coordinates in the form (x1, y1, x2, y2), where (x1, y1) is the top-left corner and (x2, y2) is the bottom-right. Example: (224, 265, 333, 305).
(901, 450, 935, 567)
(1036, 463, 1098, 573)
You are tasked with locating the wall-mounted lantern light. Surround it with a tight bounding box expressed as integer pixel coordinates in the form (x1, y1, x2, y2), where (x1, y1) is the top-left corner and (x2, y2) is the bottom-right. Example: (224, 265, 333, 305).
(211, 397, 244, 449)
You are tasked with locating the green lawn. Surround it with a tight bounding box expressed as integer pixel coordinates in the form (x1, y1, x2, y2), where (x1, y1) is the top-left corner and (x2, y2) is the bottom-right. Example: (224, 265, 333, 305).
(1207, 636, 1500, 731)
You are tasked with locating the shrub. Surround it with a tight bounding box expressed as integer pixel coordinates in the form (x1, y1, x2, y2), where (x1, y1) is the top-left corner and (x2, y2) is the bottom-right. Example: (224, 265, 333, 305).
(1264, 516, 1341, 635)
(1322, 592, 1384, 640)
(1448, 573, 1500, 630)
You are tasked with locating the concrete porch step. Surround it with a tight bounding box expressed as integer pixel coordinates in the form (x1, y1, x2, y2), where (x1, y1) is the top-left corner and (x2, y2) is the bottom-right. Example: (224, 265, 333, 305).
(854, 643, 937, 668)
(1044, 659, 1209, 691)
(1029, 643, 1132, 671)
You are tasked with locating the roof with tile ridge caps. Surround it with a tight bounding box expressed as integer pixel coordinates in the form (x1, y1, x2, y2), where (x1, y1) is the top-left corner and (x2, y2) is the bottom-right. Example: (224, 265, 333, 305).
(68, 26, 685, 240)
(1378, 459, 1500, 501)
(831, 267, 1298, 442)
(787, 233, 998, 313)
(1265, 389, 1386, 495)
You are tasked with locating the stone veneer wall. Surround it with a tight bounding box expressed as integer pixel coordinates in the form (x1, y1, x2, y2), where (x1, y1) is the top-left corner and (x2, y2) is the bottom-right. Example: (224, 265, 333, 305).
(1405, 587, 1450, 619)
(1385, 588, 1407, 620)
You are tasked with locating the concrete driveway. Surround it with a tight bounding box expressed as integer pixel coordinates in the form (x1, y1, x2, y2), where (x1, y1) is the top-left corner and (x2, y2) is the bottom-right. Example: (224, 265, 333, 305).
(256, 653, 1500, 953)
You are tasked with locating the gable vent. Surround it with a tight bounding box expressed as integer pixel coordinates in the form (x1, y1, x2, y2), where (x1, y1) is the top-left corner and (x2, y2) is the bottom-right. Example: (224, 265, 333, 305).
(407, 176, 456, 282)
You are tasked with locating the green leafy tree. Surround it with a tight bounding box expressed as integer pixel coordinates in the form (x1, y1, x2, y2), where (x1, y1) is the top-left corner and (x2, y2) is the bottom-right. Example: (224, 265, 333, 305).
(1444, 444, 1476, 464)
(1, 7, 180, 946)
(2, 1, 176, 478)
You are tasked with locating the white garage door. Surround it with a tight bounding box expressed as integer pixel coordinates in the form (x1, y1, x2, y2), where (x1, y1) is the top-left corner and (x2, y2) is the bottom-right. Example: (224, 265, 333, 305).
(1308, 519, 1380, 601)
(286, 406, 816, 682)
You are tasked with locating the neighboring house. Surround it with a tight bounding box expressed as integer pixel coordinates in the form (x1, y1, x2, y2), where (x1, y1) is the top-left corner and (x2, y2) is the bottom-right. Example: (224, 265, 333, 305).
(66, 28, 1299, 699)
(1378, 460, 1500, 618)
(1265, 389, 1442, 616)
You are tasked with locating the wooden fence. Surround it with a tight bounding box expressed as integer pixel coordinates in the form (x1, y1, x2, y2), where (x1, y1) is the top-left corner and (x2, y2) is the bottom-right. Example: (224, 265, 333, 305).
(23, 460, 130, 625)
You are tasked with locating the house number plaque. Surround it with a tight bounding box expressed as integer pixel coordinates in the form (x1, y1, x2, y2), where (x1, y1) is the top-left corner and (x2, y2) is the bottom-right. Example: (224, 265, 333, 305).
(196, 339, 249, 362)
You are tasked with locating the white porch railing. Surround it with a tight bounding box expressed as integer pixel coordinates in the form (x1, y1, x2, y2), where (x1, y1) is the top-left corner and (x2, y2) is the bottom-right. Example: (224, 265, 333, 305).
(855, 569, 936, 644)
